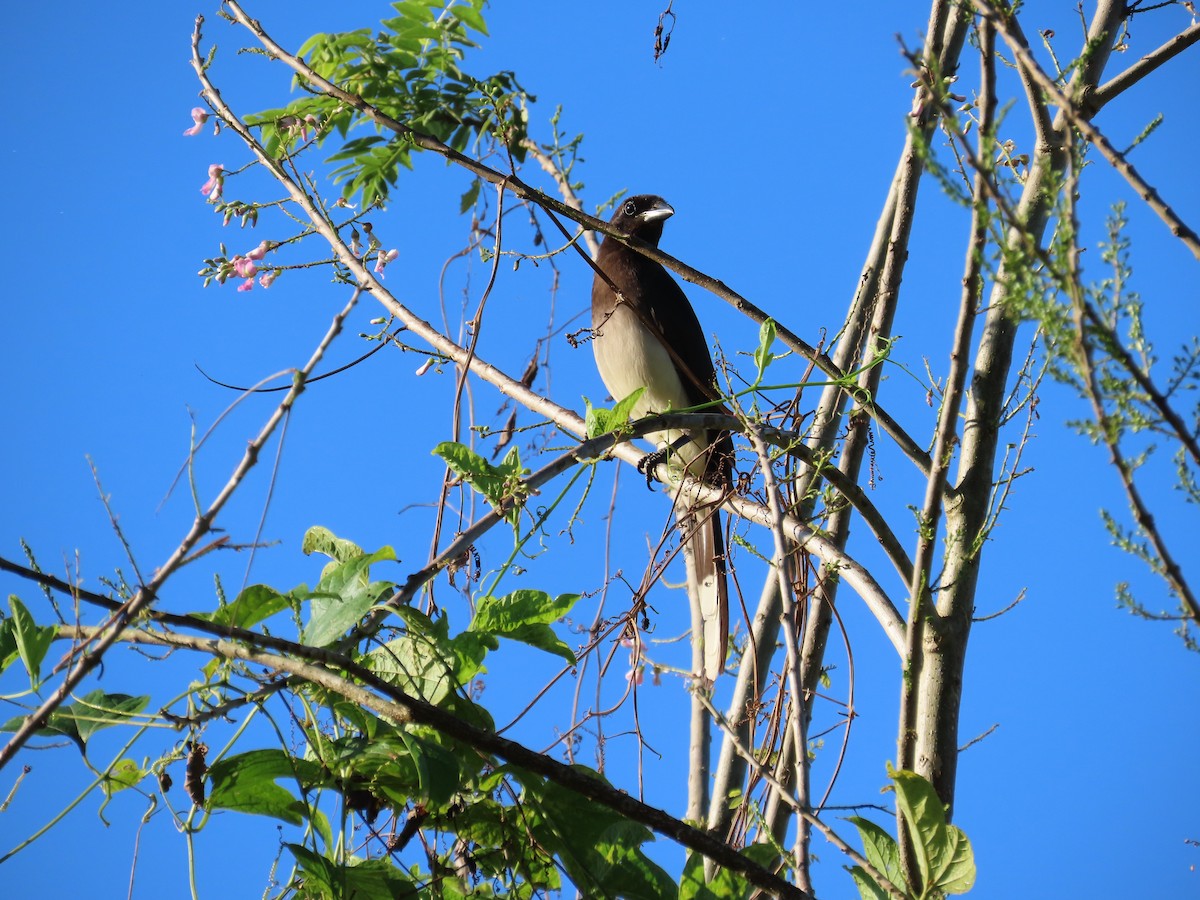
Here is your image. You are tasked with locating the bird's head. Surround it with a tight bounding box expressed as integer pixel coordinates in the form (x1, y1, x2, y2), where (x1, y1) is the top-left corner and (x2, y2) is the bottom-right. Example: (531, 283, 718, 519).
(607, 194, 674, 244)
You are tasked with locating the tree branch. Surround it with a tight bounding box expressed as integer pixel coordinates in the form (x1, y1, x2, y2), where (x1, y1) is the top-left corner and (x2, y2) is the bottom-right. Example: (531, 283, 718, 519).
(1092, 21, 1200, 111)
(57, 623, 813, 899)
(972, 0, 1200, 260)
(217, 1, 932, 477)
(0, 288, 362, 773)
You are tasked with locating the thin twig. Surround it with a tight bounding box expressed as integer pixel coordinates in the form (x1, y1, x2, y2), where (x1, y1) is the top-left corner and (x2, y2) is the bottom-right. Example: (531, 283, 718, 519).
(696, 692, 906, 900)
(0, 284, 362, 772)
(973, 0, 1200, 260)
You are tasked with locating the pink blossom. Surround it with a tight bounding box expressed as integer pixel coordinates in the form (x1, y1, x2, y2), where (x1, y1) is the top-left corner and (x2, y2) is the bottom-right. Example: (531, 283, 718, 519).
(183, 107, 210, 137)
(245, 240, 269, 261)
(236, 278, 254, 293)
(258, 270, 278, 290)
(373, 248, 399, 278)
(200, 164, 225, 201)
(625, 665, 645, 686)
(414, 357, 435, 376)
(300, 114, 319, 142)
(232, 256, 258, 279)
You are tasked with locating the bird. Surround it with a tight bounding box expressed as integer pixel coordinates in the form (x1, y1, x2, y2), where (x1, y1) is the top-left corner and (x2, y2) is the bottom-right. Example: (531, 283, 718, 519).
(590, 194, 732, 681)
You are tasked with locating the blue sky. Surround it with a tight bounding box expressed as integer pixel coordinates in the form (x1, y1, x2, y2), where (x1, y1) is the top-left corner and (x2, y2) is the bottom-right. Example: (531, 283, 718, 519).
(2, 2, 1198, 897)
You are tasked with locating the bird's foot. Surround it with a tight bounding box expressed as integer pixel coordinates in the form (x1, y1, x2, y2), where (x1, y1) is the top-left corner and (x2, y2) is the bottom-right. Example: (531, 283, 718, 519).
(636, 448, 669, 490)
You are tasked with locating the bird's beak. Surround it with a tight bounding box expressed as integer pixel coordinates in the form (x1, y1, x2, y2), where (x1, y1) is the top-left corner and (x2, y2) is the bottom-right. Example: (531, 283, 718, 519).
(639, 200, 675, 223)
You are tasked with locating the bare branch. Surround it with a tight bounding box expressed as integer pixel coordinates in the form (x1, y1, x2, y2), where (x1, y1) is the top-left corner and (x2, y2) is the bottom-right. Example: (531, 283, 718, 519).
(972, 0, 1200, 260)
(520, 138, 601, 259)
(0, 287, 363, 772)
(1093, 21, 1200, 110)
(696, 692, 907, 900)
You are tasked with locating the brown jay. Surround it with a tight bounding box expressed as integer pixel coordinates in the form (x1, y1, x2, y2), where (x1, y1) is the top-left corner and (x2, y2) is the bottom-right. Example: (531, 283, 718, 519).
(590, 194, 732, 680)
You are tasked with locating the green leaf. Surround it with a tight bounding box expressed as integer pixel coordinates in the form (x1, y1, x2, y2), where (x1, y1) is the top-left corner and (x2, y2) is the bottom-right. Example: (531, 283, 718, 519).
(848, 816, 907, 896)
(454, 3, 489, 36)
(207, 749, 326, 827)
(433, 442, 529, 527)
(468, 590, 578, 663)
(585, 389, 645, 439)
(680, 841, 777, 898)
(848, 865, 890, 900)
(103, 758, 146, 796)
(752, 318, 779, 385)
(522, 764, 676, 899)
(287, 844, 416, 899)
(888, 764, 976, 895)
(304, 546, 397, 646)
(364, 617, 460, 706)
(397, 728, 462, 808)
(459, 178, 481, 213)
(0, 615, 20, 675)
(203, 584, 289, 629)
(1, 691, 149, 756)
(8, 596, 56, 689)
(302, 525, 367, 568)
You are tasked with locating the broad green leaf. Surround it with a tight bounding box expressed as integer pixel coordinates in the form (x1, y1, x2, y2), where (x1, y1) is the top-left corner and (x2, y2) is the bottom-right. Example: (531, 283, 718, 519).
(448, 629, 489, 683)
(1, 691, 148, 756)
(468, 590, 578, 664)
(207, 749, 325, 827)
(585, 388, 645, 439)
(520, 763, 675, 899)
(680, 841, 778, 898)
(933, 823, 976, 894)
(459, 178, 481, 213)
(8, 596, 56, 689)
(66, 691, 149, 744)
(433, 442, 529, 527)
(397, 728, 462, 808)
(889, 765, 976, 895)
(848, 865, 890, 900)
(103, 758, 146, 796)
(365, 630, 458, 705)
(0, 615, 19, 675)
(848, 815, 907, 895)
(204, 584, 289, 629)
(302, 525, 367, 569)
(454, 4, 488, 36)
(304, 547, 397, 646)
(287, 844, 416, 900)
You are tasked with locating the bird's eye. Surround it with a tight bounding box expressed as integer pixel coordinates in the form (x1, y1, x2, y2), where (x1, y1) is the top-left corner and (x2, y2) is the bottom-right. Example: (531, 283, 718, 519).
(623, 201, 637, 217)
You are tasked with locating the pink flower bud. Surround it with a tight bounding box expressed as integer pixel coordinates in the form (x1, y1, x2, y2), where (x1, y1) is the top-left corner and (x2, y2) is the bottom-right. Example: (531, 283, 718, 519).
(258, 270, 278, 289)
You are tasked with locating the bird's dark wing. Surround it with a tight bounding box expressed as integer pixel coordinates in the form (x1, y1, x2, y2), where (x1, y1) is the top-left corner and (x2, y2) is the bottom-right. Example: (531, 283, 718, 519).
(628, 258, 719, 408)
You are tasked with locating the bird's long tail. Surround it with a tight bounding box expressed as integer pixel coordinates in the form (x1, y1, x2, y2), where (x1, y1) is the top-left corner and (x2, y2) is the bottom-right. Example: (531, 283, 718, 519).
(681, 504, 729, 681)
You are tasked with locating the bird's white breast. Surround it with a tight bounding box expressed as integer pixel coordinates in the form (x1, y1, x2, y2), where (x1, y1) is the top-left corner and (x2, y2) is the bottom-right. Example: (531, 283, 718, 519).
(593, 303, 704, 466)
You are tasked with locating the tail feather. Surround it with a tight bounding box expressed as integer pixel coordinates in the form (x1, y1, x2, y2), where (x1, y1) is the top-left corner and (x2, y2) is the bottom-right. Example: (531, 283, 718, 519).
(683, 507, 729, 681)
